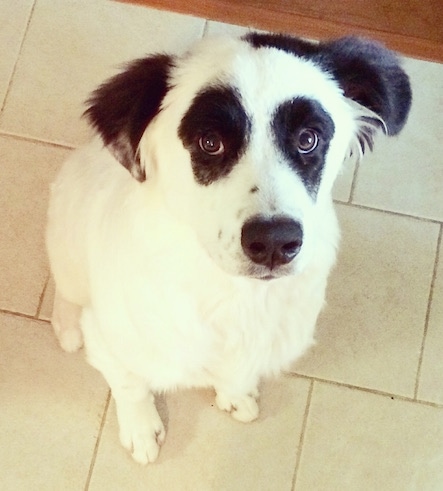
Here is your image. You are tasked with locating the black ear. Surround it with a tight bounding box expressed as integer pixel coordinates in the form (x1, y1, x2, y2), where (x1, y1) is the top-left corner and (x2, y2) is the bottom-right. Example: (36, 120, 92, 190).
(320, 37, 412, 136)
(84, 54, 175, 182)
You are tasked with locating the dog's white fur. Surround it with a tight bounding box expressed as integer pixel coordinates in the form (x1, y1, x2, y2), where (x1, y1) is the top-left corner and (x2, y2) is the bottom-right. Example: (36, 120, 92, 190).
(46, 35, 410, 464)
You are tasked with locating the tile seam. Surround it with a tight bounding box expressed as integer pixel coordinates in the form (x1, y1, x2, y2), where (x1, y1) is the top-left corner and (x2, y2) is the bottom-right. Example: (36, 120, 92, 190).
(35, 274, 49, 319)
(201, 19, 209, 37)
(334, 199, 443, 226)
(0, 308, 50, 324)
(286, 372, 443, 409)
(414, 223, 443, 399)
(0, 130, 77, 149)
(0, 0, 37, 116)
(291, 379, 314, 491)
(347, 156, 361, 203)
(84, 390, 112, 491)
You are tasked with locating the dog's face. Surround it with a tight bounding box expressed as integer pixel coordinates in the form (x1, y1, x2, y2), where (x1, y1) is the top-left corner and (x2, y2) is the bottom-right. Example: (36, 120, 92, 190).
(147, 41, 356, 278)
(86, 34, 411, 279)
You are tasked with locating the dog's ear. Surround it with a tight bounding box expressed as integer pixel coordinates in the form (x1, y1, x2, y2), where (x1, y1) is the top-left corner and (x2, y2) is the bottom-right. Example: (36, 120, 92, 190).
(321, 37, 412, 137)
(84, 54, 175, 182)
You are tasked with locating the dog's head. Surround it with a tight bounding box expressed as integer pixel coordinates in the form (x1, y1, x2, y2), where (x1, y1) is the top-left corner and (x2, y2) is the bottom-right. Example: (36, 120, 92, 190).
(85, 33, 411, 279)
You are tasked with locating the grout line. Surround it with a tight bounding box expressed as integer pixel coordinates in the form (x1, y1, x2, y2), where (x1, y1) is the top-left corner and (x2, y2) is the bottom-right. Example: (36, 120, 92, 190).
(84, 390, 112, 491)
(0, 308, 51, 324)
(201, 19, 210, 38)
(291, 379, 314, 491)
(0, 0, 37, 115)
(414, 223, 442, 399)
(0, 130, 77, 150)
(286, 371, 443, 409)
(333, 199, 443, 226)
(35, 274, 49, 319)
(347, 156, 361, 204)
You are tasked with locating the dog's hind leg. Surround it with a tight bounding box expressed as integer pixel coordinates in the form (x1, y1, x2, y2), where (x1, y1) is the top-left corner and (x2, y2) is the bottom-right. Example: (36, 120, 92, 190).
(51, 290, 83, 352)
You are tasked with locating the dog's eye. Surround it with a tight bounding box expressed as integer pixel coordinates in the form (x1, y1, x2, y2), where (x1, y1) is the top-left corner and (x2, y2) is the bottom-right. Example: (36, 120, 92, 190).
(199, 133, 225, 156)
(297, 129, 318, 154)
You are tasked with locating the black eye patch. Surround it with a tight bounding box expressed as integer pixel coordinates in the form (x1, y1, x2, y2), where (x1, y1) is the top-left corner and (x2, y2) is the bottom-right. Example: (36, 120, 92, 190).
(272, 98, 335, 197)
(178, 85, 251, 186)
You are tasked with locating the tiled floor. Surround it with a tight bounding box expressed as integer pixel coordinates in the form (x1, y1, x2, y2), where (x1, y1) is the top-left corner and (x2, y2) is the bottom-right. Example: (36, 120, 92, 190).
(1, 1, 442, 489)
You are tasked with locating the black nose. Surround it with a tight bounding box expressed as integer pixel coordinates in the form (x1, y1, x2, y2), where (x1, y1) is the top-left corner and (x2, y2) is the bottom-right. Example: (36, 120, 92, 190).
(241, 216, 303, 269)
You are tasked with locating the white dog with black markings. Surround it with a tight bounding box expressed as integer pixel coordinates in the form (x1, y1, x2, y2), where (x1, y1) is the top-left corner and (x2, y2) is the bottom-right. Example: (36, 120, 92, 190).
(46, 32, 411, 464)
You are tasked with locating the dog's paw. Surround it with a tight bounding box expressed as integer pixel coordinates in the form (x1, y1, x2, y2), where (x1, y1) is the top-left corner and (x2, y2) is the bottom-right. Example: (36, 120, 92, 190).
(117, 399, 166, 465)
(120, 423, 165, 465)
(215, 389, 259, 423)
(57, 326, 83, 353)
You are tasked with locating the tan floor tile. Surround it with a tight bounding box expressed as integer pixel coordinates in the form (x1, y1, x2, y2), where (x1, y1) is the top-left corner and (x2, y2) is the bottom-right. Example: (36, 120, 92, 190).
(0, 313, 108, 490)
(295, 382, 443, 490)
(204, 20, 250, 37)
(351, 57, 443, 221)
(291, 204, 439, 397)
(0, 0, 34, 107)
(417, 233, 443, 404)
(0, 136, 70, 315)
(0, 0, 204, 146)
(88, 376, 310, 491)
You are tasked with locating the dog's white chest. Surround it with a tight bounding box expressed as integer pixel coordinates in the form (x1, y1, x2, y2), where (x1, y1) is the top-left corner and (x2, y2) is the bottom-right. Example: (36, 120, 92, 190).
(83, 246, 324, 391)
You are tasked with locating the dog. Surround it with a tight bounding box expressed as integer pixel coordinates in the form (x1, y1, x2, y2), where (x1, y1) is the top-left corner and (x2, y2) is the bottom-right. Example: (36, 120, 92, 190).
(46, 32, 411, 464)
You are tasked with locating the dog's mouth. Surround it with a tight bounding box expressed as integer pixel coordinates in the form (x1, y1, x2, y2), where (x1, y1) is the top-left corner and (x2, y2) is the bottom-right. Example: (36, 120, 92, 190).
(244, 263, 294, 281)
(260, 274, 275, 281)
(259, 274, 278, 281)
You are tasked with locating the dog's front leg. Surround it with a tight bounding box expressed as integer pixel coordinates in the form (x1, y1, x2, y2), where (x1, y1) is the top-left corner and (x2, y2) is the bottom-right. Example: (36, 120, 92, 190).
(84, 337, 165, 464)
(112, 380, 165, 465)
(214, 385, 260, 423)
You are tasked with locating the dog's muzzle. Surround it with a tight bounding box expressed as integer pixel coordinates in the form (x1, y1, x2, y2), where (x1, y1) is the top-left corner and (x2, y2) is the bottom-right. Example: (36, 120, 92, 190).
(241, 216, 303, 271)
